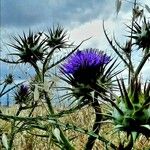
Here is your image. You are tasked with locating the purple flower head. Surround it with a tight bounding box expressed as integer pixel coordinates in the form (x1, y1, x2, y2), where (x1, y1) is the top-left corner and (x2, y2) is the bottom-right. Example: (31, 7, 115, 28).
(14, 84, 30, 104)
(19, 85, 29, 96)
(61, 48, 111, 85)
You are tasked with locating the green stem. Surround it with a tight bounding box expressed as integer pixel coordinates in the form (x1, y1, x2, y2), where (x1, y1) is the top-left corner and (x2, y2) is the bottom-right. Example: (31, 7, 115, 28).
(134, 52, 150, 80)
(31, 61, 43, 81)
(8, 124, 15, 150)
(128, 0, 137, 85)
(8, 106, 22, 150)
(0, 83, 7, 97)
(85, 92, 102, 150)
(44, 91, 75, 150)
(48, 120, 117, 149)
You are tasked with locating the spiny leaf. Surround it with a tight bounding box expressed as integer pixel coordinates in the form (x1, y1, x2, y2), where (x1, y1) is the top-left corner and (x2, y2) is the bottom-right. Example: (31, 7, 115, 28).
(145, 4, 150, 13)
(34, 85, 39, 101)
(115, 0, 122, 15)
(2, 133, 8, 150)
(131, 132, 138, 142)
(141, 125, 150, 130)
(53, 128, 62, 142)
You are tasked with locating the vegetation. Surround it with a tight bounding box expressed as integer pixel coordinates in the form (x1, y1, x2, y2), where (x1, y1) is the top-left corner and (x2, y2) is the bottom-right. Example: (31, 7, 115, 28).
(0, 0, 150, 149)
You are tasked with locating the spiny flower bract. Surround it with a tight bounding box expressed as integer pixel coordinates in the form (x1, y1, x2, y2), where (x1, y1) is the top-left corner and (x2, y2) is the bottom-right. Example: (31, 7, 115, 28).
(129, 18, 150, 51)
(4, 74, 14, 85)
(9, 30, 47, 64)
(110, 79, 150, 138)
(45, 25, 71, 50)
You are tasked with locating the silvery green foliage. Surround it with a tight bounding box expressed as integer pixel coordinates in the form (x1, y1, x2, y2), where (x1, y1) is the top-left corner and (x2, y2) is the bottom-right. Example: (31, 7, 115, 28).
(0, 1, 149, 150)
(2, 133, 9, 150)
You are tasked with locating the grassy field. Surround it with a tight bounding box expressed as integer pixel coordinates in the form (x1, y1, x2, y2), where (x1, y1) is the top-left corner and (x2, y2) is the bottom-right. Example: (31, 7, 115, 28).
(0, 104, 149, 150)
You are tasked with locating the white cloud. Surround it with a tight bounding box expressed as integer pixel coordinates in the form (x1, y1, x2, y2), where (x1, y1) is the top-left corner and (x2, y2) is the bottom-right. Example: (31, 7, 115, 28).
(69, 19, 118, 50)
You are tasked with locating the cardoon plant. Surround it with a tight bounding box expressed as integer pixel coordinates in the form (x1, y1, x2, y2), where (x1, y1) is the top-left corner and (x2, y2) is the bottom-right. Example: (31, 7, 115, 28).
(101, 1, 150, 149)
(60, 48, 119, 149)
(0, 0, 150, 149)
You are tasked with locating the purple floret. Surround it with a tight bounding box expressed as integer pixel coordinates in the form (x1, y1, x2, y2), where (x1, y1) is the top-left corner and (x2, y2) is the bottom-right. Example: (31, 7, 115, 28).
(62, 48, 110, 74)
(61, 48, 111, 84)
(20, 85, 29, 96)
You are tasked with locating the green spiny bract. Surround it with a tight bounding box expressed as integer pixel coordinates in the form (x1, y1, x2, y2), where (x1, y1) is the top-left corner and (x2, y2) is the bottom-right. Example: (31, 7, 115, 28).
(111, 79, 150, 138)
(45, 25, 71, 50)
(128, 18, 150, 51)
(9, 30, 47, 64)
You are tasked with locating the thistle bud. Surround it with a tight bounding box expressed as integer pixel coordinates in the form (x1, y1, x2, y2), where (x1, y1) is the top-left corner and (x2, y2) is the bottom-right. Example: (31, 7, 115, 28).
(111, 79, 150, 138)
(4, 74, 13, 85)
(129, 18, 150, 51)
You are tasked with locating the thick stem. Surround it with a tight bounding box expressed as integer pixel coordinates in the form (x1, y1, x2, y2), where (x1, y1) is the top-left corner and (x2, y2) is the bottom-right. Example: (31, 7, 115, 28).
(134, 52, 150, 80)
(44, 91, 75, 150)
(0, 83, 7, 97)
(31, 61, 43, 81)
(85, 93, 102, 150)
(128, 0, 137, 85)
(8, 106, 22, 150)
(8, 127, 15, 150)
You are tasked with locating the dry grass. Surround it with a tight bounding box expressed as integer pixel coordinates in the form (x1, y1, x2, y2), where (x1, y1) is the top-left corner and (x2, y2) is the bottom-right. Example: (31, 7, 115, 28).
(0, 105, 150, 150)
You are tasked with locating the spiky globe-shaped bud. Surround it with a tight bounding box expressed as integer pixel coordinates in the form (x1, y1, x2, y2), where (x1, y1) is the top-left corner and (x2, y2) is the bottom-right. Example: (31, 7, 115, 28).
(45, 25, 71, 50)
(129, 18, 150, 51)
(14, 84, 31, 104)
(4, 74, 13, 85)
(59, 48, 118, 104)
(9, 31, 47, 64)
(111, 79, 150, 138)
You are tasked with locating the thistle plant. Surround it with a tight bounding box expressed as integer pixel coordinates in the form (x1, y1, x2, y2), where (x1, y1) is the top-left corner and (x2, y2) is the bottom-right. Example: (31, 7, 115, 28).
(0, 0, 150, 150)
(60, 48, 120, 149)
(45, 25, 72, 50)
(0, 74, 14, 96)
(0, 26, 80, 150)
(101, 0, 150, 149)
(0, 74, 24, 98)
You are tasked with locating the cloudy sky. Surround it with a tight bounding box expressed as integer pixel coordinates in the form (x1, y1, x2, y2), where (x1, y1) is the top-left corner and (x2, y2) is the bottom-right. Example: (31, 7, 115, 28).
(0, 0, 150, 81)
